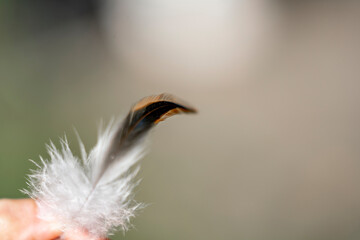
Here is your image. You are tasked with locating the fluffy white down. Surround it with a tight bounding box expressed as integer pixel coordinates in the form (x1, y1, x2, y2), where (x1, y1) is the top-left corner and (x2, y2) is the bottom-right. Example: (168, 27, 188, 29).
(23, 121, 144, 238)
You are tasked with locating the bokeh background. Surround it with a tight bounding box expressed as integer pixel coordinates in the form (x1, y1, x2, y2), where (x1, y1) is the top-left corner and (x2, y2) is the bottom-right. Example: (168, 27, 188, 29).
(1, 1, 360, 239)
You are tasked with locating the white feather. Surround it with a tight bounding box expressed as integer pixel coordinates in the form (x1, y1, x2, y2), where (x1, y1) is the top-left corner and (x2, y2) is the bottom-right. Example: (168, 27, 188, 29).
(22, 93, 196, 238)
(23, 120, 144, 238)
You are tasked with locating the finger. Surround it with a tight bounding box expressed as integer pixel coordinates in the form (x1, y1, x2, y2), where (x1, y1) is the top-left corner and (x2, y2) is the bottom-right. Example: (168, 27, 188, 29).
(0, 199, 62, 240)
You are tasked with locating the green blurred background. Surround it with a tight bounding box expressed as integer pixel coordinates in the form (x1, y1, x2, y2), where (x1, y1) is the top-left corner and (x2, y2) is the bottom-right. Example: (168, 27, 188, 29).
(1, 1, 360, 239)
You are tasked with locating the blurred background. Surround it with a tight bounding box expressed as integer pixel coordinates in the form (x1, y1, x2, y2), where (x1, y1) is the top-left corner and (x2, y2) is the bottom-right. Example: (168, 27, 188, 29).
(1, 0, 360, 239)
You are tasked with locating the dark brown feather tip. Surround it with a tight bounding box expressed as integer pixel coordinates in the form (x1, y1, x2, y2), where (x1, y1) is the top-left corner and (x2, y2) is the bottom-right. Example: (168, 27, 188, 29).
(122, 93, 195, 143)
(127, 93, 196, 136)
(132, 93, 197, 115)
(108, 93, 196, 157)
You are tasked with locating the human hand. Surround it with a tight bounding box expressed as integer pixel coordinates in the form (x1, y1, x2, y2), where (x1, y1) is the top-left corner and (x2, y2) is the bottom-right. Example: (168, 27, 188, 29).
(0, 199, 109, 240)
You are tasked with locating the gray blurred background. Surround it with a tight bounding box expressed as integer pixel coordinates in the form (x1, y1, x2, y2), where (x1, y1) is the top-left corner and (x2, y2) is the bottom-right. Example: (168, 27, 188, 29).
(1, 1, 360, 239)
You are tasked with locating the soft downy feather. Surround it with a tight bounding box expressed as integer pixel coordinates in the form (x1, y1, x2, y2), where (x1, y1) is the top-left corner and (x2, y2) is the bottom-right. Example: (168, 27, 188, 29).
(23, 93, 196, 238)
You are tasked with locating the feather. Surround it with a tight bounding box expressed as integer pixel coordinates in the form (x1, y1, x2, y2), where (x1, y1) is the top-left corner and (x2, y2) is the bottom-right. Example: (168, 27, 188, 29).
(23, 93, 196, 238)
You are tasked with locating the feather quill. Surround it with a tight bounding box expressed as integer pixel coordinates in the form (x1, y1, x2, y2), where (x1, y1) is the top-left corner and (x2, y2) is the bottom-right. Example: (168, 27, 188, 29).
(23, 93, 196, 238)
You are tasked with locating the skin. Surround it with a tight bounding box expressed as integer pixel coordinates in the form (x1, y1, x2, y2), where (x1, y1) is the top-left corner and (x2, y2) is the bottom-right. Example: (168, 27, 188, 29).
(0, 199, 109, 240)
